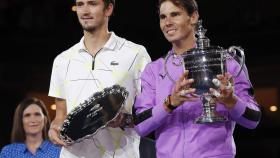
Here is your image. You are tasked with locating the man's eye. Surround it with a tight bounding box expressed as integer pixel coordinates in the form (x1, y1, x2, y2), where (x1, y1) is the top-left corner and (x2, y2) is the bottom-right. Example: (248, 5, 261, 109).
(171, 12, 180, 17)
(76, 2, 83, 7)
(88, 2, 97, 6)
(159, 15, 166, 20)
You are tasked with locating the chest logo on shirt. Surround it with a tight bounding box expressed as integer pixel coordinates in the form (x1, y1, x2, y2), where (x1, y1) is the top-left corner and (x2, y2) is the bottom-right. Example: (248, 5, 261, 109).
(159, 73, 167, 79)
(110, 61, 119, 66)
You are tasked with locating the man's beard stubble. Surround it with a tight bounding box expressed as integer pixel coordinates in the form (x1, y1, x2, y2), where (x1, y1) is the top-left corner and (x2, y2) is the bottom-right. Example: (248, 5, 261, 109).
(81, 25, 96, 32)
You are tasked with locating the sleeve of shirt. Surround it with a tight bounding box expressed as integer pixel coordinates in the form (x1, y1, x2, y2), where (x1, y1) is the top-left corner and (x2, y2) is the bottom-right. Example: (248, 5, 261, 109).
(134, 62, 170, 137)
(133, 45, 152, 95)
(227, 59, 261, 129)
(48, 54, 67, 99)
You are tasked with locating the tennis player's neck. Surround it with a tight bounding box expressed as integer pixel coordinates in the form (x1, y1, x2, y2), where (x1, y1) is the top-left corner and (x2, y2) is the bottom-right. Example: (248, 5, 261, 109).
(172, 35, 196, 55)
(84, 30, 111, 56)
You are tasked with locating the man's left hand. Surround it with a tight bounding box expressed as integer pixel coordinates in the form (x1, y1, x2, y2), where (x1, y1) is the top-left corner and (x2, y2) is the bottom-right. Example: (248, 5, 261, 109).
(210, 72, 237, 109)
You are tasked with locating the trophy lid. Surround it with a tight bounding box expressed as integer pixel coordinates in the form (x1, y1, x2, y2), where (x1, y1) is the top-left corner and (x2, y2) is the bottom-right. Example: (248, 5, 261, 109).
(195, 20, 210, 49)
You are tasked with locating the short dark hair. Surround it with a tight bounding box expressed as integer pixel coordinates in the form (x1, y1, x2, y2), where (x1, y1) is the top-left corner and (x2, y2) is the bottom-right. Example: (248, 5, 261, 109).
(11, 97, 51, 143)
(74, 0, 115, 10)
(158, 0, 198, 15)
(104, 0, 115, 8)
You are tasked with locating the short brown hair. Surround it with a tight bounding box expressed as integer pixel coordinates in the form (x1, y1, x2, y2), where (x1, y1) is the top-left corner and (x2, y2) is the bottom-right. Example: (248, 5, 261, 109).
(104, 0, 115, 8)
(11, 98, 51, 143)
(158, 0, 198, 15)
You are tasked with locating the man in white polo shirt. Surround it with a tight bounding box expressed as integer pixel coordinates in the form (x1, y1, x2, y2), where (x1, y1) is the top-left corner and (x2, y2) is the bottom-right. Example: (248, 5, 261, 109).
(48, 0, 151, 157)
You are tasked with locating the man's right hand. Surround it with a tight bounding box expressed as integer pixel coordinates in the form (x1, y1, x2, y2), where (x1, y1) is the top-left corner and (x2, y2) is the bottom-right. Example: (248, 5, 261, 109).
(170, 70, 199, 106)
(49, 119, 67, 146)
(48, 98, 67, 146)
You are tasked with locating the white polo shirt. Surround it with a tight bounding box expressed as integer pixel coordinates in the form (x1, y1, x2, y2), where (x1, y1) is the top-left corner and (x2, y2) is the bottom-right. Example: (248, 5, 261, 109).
(49, 32, 151, 158)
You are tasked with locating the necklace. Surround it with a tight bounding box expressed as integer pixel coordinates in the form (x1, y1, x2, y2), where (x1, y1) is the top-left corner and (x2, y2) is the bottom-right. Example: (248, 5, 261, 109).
(164, 50, 184, 83)
(172, 54, 183, 66)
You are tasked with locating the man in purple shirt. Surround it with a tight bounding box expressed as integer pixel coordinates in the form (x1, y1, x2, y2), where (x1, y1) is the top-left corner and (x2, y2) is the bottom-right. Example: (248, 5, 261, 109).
(134, 0, 261, 158)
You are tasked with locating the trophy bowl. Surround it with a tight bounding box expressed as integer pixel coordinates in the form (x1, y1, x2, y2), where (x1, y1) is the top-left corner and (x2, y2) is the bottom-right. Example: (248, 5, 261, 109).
(182, 20, 245, 123)
(183, 46, 226, 95)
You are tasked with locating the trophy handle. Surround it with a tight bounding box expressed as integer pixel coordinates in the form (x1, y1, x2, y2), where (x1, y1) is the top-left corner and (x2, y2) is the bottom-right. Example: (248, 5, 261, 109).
(227, 46, 245, 78)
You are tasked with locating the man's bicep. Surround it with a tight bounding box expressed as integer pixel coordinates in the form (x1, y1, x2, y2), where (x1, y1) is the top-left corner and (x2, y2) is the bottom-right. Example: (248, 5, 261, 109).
(49, 56, 67, 99)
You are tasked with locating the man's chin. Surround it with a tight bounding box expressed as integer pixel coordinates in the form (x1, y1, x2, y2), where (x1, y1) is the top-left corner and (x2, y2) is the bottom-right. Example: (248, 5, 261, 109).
(164, 35, 176, 43)
(81, 25, 96, 32)
(166, 38, 177, 43)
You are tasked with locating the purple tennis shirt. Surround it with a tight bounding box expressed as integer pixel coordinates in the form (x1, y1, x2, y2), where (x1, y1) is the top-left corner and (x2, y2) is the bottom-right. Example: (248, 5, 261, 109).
(134, 52, 261, 158)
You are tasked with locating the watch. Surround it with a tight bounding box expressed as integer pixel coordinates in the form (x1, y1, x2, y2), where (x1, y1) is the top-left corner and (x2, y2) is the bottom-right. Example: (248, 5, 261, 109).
(164, 95, 177, 110)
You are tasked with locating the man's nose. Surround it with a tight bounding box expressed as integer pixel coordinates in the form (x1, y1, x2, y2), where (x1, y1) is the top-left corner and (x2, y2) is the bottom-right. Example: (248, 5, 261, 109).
(164, 17, 173, 26)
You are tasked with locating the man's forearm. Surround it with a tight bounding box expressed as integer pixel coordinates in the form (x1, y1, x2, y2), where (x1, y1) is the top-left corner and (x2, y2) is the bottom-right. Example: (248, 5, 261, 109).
(54, 98, 67, 120)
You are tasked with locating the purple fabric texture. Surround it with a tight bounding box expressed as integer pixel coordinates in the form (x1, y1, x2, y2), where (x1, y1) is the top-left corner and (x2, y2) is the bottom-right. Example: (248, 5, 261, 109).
(134, 52, 260, 158)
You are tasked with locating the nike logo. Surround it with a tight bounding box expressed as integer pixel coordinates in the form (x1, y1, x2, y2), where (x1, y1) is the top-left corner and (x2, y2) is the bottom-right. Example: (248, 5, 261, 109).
(159, 73, 166, 79)
(110, 61, 119, 65)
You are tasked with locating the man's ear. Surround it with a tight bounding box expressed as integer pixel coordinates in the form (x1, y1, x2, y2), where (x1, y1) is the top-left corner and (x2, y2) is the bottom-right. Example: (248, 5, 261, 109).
(190, 11, 199, 25)
(105, 3, 114, 17)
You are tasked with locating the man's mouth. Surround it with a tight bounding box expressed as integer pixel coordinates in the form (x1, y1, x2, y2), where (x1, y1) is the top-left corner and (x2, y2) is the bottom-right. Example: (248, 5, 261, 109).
(166, 29, 176, 35)
(81, 17, 93, 20)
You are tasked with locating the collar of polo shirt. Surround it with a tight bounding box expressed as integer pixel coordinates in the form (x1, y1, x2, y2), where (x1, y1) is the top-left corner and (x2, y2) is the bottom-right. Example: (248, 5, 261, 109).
(78, 32, 125, 53)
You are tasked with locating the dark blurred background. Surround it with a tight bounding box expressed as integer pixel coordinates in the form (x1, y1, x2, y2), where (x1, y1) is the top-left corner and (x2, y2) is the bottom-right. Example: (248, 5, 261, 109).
(0, 0, 280, 157)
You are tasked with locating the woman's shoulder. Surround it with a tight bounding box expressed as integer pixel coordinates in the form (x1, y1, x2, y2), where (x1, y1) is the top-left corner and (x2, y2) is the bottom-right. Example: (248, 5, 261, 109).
(43, 140, 61, 153)
(0, 143, 25, 156)
(1, 143, 24, 150)
(43, 140, 60, 149)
